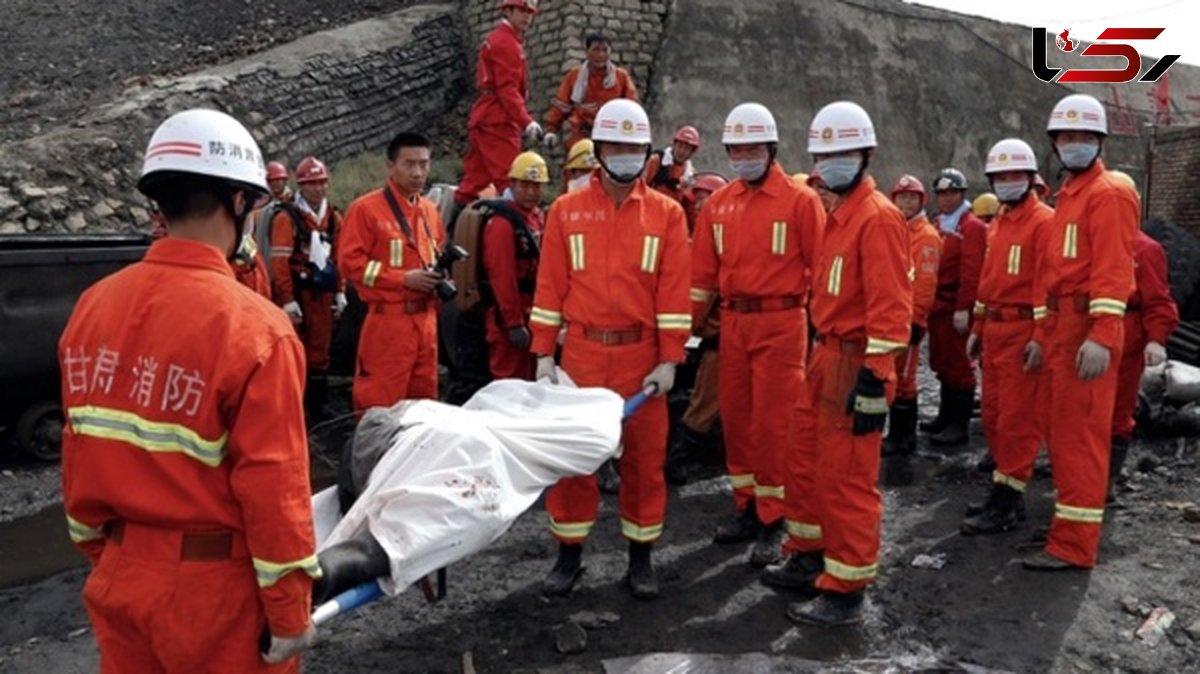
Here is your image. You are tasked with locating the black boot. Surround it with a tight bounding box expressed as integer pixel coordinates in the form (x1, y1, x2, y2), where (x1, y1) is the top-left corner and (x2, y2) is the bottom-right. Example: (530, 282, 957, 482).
(313, 532, 390, 605)
(919, 385, 951, 433)
(665, 424, 706, 486)
(761, 550, 823, 591)
(541, 543, 584, 597)
(882, 399, 918, 457)
(305, 371, 329, 421)
(961, 484, 1024, 535)
(713, 500, 760, 544)
(965, 494, 1027, 520)
(1108, 436, 1131, 504)
(976, 451, 997, 474)
(625, 541, 659, 599)
(930, 387, 972, 446)
(750, 519, 785, 567)
(787, 591, 866, 626)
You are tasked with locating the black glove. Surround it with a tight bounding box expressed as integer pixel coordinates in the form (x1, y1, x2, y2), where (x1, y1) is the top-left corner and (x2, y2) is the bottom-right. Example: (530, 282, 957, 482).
(507, 326, 531, 350)
(909, 324, 925, 346)
(845, 366, 888, 436)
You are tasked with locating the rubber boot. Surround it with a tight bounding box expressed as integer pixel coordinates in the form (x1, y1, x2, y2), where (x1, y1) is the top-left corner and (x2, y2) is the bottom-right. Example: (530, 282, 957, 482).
(313, 532, 390, 605)
(882, 399, 917, 457)
(929, 387, 972, 446)
(919, 385, 950, 433)
(625, 541, 659, 600)
(305, 371, 329, 422)
(976, 451, 997, 474)
(965, 494, 1027, 520)
(761, 550, 823, 591)
(713, 499, 760, 544)
(1108, 436, 1131, 504)
(961, 484, 1024, 535)
(665, 423, 706, 486)
(787, 591, 866, 626)
(541, 543, 584, 597)
(750, 519, 785, 567)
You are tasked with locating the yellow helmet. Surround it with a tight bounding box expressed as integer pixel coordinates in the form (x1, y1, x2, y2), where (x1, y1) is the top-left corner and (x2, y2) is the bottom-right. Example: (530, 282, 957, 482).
(972, 192, 1000, 218)
(564, 139, 597, 171)
(1108, 169, 1137, 191)
(792, 172, 809, 185)
(509, 151, 550, 184)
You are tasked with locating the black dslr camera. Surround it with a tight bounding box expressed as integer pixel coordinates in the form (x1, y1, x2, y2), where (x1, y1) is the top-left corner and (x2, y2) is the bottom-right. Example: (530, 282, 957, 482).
(431, 243, 469, 302)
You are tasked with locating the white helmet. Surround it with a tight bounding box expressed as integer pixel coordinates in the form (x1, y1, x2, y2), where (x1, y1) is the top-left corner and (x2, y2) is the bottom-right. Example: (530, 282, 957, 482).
(807, 101, 876, 154)
(1047, 93, 1107, 136)
(985, 138, 1038, 174)
(592, 99, 652, 145)
(138, 109, 269, 198)
(722, 103, 779, 145)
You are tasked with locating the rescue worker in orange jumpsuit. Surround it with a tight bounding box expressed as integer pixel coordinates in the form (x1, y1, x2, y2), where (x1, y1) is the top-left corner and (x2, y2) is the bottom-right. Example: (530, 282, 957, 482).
(542, 32, 639, 153)
(533, 100, 691, 600)
(644, 125, 701, 205)
(270, 156, 346, 417)
(1106, 170, 1178, 499)
(785, 101, 911, 626)
(691, 102, 825, 567)
(972, 192, 1000, 225)
(338, 132, 445, 415)
(923, 168, 988, 446)
(60, 109, 319, 672)
(1022, 93, 1138, 570)
(882, 175, 942, 457)
(665, 172, 729, 485)
(959, 138, 1055, 535)
(562, 139, 598, 193)
(482, 151, 547, 380)
(233, 160, 292, 300)
(455, 0, 542, 209)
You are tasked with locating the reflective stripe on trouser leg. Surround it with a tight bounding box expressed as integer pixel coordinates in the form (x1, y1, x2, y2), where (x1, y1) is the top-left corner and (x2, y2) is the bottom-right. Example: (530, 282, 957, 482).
(1045, 311, 1120, 567)
(782, 376, 822, 555)
(546, 475, 600, 544)
(718, 314, 756, 511)
(983, 319, 1043, 486)
(811, 343, 886, 593)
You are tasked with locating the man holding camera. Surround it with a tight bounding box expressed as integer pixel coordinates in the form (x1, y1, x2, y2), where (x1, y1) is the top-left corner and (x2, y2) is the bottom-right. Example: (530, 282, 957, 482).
(338, 132, 445, 415)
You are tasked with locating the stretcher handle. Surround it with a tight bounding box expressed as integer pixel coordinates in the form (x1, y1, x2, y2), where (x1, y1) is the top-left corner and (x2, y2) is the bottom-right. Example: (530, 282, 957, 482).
(622, 384, 658, 420)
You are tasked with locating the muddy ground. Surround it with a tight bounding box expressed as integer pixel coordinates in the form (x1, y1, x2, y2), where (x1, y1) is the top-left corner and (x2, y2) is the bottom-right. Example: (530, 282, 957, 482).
(2, 372, 1199, 673)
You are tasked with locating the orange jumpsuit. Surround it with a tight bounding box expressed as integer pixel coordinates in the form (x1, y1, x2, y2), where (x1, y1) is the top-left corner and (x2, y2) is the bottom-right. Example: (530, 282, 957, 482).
(60, 238, 318, 673)
(808, 176, 911, 593)
(482, 203, 543, 379)
(1033, 159, 1138, 567)
(270, 203, 343, 373)
(457, 20, 534, 205)
(545, 63, 639, 152)
(531, 174, 690, 544)
(971, 194, 1054, 491)
(644, 151, 691, 206)
(895, 214, 941, 400)
(691, 163, 825, 526)
(338, 180, 444, 414)
(1112, 231, 1178, 439)
(929, 209, 988, 389)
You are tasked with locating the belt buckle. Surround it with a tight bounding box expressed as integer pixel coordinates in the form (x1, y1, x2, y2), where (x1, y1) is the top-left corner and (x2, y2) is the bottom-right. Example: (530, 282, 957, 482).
(602, 331, 617, 345)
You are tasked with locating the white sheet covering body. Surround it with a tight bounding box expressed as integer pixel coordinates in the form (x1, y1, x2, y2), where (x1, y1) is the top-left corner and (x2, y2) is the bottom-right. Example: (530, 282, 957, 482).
(312, 377, 624, 594)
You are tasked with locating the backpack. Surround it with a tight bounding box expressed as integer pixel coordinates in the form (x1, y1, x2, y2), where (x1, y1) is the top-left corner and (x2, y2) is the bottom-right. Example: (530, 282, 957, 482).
(450, 199, 539, 313)
(256, 201, 340, 291)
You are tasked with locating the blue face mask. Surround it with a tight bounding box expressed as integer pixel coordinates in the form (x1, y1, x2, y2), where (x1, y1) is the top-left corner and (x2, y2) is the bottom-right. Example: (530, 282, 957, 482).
(603, 153, 646, 184)
(993, 178, 1030, 203)
(729, 158, 769, 182)
(815, 156, 862, 191)
(1057, 142, 1099, 170)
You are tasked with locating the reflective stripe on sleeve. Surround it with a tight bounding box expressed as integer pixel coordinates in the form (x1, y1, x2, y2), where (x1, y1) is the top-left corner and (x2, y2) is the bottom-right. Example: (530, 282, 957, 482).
(1089, 298, 1127, 317)
(1033, 305, 1048, 320)
(530, 307, 563, 327)
(656, 313, 692, 330)
(66, 514, 104, 544)
(866, 337, 907, 355)
(68, 406, 227, 467)
(690, 288, 713, 303)
(363, 260, 383, 288)
(253, 554, 323, 588)
(974, 301, 987, 317)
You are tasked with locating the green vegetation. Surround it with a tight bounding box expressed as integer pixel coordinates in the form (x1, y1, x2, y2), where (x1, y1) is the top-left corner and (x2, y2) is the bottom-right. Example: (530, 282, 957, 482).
(329, 153, 463, 209)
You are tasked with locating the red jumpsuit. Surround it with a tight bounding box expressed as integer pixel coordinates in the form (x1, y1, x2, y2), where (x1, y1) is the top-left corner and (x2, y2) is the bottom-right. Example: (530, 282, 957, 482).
(896, 214, 942, 400)
(643, 151, 690, 206)
(60, 238, 318, 673)
(1112, 231, 1178, 439)
(531, 174, 690, 544)
(338, 180, 444, 414)
(457, 20, 534, 206)
(270, 204, 342, 373)
(1034, 159, 1138, 567)
(545, 63, 639, 152)
(808, 176, 911, 593)
(929, 207, 987, 389)
(691, 163, 825, 526)
(971, 194, 1054, 491)
(482, 202, 544, 379)
(232, 228, 273, 301)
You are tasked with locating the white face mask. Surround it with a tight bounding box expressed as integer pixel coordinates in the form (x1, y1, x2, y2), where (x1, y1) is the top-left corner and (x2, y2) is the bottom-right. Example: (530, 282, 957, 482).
(1057, 141, 1100, 170)
(815, 156, 862, 192)
(729, 158, 769, 182)
(993, 178, 1030, 203)
(567, 174, 591, 192)
(603, 153, 647, 183)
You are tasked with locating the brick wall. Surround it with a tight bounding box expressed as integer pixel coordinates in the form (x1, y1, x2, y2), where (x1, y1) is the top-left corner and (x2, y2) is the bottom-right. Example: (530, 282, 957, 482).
(1148, 126, 1200, 238)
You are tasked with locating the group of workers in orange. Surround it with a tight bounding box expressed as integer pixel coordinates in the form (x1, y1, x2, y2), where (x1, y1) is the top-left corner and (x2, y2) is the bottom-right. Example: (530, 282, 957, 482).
(56, 0, 1179, 668)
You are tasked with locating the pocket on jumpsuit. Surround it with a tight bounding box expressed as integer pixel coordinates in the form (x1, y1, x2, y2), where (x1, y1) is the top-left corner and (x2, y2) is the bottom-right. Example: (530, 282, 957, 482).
(816, 349, 855, 433)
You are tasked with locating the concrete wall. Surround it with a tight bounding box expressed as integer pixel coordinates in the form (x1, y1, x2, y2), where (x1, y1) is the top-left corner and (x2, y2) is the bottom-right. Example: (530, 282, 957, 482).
(1148, 126, 1200, 237)
(0, 3, 467, 235)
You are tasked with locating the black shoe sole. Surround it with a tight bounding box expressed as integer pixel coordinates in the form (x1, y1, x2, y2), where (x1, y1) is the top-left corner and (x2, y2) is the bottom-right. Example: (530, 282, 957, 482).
(541, 568, 584, 597)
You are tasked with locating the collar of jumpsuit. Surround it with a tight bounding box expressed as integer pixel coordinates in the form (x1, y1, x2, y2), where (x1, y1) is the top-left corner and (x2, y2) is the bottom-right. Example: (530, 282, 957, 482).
(827, 174, 878, 220)
(145, 237, 237, 279)
(591, 165, 649, 203)
(1058, 157, 1106, 198)
(729, 162, 788, 198)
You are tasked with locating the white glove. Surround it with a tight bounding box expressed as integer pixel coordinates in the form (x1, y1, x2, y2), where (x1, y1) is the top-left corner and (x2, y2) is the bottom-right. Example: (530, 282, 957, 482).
(535, 356, 558, 384)
(333, 292, 348, 318)
(1145, 341, 1167, 367)
(283, 301, 303, 324)
(642, 362, 677, 397)
(952, 310, 970, 336)
(1023, 340, 1043, 372)
(262, 624, 315, 664)
(542, 132, 559, 149)
(966, 333, 981, 361)
(1076, 339, 1111, 381)
(524, 121, 544, 143)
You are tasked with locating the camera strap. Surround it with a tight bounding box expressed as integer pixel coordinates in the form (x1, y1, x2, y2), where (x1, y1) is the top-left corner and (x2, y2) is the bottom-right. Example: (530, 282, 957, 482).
(383, 186, 437, 266)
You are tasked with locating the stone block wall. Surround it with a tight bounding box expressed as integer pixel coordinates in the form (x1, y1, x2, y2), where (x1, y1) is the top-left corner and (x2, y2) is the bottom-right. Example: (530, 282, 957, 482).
(1148, 126, 1200, 238)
